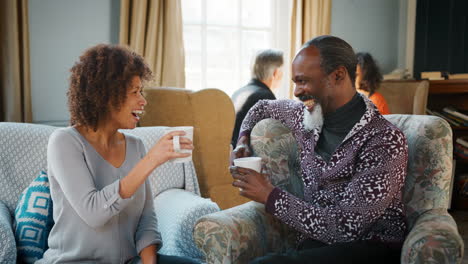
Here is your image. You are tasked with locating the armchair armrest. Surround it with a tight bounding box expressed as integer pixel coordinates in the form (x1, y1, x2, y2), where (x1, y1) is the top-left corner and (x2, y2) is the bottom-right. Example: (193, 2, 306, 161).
(194, 201, 296, 264)
(154, 189, 220, 260)
(0, 201, 16, 263)
(402, 208, 464, 264)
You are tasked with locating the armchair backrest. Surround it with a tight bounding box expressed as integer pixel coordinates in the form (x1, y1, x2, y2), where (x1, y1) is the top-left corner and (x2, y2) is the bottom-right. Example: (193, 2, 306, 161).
(379, 80, 429, 115)
(385, 115, 453, 228)
(140, 87, 245, 209)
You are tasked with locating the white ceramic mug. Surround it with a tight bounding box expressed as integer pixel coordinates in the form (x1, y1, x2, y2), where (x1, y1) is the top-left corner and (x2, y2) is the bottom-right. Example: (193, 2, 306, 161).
(164, 126, 194, 163)
(233, 157, 262, 191)
(233, 157, 262, 172)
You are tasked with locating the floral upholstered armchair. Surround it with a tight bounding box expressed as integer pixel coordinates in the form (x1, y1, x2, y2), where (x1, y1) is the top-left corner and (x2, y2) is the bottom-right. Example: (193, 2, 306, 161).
(193, 115, 464, 264)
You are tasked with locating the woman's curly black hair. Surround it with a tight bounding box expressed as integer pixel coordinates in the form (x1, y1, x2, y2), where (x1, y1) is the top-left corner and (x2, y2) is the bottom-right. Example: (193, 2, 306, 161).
(356, 52, 382, 97)
(68, 44, 152, 130)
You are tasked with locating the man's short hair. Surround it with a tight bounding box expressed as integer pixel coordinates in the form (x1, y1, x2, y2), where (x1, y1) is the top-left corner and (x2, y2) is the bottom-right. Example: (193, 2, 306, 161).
(251, 49, 284, 81)
(302, 35, 357, 84)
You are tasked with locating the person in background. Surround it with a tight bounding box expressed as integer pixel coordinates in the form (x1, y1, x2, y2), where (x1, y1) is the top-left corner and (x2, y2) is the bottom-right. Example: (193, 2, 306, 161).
(355, 52, 390, 115)
(231, 49, 284, 148)
(39, 44, 199, 264)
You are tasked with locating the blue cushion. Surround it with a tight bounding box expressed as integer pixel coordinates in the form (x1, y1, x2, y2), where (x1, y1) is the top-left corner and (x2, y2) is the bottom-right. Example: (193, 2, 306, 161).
(14, 171, 54, 263)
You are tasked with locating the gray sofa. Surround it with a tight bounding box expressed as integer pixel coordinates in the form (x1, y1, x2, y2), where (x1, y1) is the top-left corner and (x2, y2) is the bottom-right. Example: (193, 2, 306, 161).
(0, 122, 220, 263)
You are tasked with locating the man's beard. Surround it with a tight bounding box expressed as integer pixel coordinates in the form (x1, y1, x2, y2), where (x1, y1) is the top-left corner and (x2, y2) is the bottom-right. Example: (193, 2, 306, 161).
(298, 79, 331, 131)
(303, 103, 323, 131)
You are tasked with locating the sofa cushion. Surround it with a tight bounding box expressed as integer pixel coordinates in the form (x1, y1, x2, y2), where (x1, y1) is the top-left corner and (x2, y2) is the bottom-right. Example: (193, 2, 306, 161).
(0, 123, 57, 214)
(14, 171, 54, 263)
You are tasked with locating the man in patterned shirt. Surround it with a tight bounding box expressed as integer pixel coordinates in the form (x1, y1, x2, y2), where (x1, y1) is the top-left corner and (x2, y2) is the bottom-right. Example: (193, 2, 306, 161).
(231, 35, 408, 263)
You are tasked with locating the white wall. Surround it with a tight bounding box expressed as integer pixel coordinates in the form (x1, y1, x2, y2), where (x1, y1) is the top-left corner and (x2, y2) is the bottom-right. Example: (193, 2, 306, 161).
(29, 0, 120, 126)
(330, 0, 403, 74)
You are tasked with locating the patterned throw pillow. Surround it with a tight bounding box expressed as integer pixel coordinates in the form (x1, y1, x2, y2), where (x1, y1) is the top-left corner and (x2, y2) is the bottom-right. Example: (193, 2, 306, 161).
(14, 171, 54, 263)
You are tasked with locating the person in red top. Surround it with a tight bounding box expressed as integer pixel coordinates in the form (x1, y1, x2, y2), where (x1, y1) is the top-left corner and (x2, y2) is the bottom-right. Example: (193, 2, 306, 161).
(355, 52, 390, 115)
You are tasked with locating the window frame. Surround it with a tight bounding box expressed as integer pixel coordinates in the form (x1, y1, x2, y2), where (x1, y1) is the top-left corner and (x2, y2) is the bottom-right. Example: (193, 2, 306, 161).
(182, 0, 291, 97)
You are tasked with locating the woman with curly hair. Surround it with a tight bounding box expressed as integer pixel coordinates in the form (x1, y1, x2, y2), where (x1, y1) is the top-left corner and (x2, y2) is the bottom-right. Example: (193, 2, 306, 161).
(355, 52, 390, 115)
(38, 44, 199, 264)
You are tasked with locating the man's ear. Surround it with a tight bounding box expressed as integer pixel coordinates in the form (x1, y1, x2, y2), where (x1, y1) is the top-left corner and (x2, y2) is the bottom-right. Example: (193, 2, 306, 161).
(333, 66, 347, 83)
(273, 68, 280, 78)
(271, 68, 281, 82)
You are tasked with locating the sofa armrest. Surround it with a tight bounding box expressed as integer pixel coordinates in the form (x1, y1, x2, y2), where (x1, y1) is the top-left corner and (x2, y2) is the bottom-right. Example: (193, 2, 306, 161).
(0, 201, 16, 263)
(194, 201, 296, 264)
(402, 208, 464, 264)
(154, 189, 220, 260)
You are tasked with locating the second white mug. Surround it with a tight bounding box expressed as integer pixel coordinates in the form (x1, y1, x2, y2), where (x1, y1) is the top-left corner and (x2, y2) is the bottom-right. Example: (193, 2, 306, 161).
(164, 126, 194, 163)
(233, 157, 262, 172)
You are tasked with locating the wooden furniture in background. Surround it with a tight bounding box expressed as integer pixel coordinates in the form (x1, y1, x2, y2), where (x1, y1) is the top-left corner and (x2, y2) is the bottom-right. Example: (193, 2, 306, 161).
(427, 80, 468, 140)
(379, 80, 429, 115)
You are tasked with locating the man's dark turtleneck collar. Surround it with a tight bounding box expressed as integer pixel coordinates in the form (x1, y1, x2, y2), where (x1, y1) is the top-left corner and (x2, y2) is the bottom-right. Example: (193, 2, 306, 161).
(315, 92, 366, 162)
(323, 92, 365, 132)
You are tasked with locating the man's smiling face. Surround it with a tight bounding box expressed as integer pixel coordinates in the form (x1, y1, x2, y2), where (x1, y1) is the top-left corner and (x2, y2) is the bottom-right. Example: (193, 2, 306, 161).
(292, 45, 334, 114)
(292, 46, 331, 130)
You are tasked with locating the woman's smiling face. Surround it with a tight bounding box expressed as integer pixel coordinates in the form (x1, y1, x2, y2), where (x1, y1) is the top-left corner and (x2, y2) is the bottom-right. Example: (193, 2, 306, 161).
(108, 75, 147, 129)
